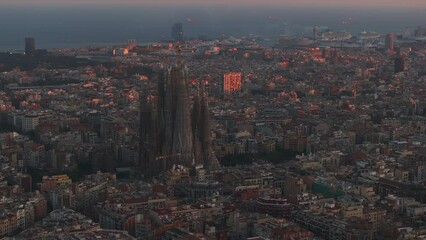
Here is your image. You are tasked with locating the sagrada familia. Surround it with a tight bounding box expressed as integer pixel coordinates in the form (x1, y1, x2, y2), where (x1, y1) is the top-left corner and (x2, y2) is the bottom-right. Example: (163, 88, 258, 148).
(139, 61, 221, 178)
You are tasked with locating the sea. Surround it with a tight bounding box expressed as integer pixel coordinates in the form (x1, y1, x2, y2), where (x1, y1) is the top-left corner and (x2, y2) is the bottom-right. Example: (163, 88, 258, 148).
(1, 4, 425, 51)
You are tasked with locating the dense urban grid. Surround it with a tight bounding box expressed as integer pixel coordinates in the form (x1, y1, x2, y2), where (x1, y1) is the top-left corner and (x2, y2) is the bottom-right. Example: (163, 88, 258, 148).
(1, 25, 426, 239)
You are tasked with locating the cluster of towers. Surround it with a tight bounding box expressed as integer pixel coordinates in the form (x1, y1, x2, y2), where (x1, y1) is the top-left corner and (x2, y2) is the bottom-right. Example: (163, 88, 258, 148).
(139, 62, 220, 178)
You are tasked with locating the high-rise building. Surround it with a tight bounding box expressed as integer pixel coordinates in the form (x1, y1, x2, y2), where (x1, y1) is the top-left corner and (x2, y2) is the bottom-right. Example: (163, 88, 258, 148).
(127, 39, 137, 50)
(385, 33, 394, 53)
(139, 62, 220, 178)
(25, 37, 36, 56)
(171, 23, 184, 42)
(223, 72, 242, 96)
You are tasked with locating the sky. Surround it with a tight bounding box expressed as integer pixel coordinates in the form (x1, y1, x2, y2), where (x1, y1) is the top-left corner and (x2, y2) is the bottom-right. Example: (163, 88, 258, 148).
(2, 0, 426, 9)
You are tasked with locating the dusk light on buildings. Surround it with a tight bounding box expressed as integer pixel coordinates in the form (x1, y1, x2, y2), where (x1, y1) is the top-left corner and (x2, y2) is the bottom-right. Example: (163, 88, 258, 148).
(1, 0, 426, 239)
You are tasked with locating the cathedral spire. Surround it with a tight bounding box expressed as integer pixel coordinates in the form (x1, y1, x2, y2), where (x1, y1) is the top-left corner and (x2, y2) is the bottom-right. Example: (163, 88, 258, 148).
(200, 91, 221, 171)
(140, 63, 220, 178)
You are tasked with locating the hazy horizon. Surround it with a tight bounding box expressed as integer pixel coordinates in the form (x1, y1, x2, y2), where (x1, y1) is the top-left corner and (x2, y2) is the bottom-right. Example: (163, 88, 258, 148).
(1, 3, 426, 51)
(3, 0, 426, 9)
